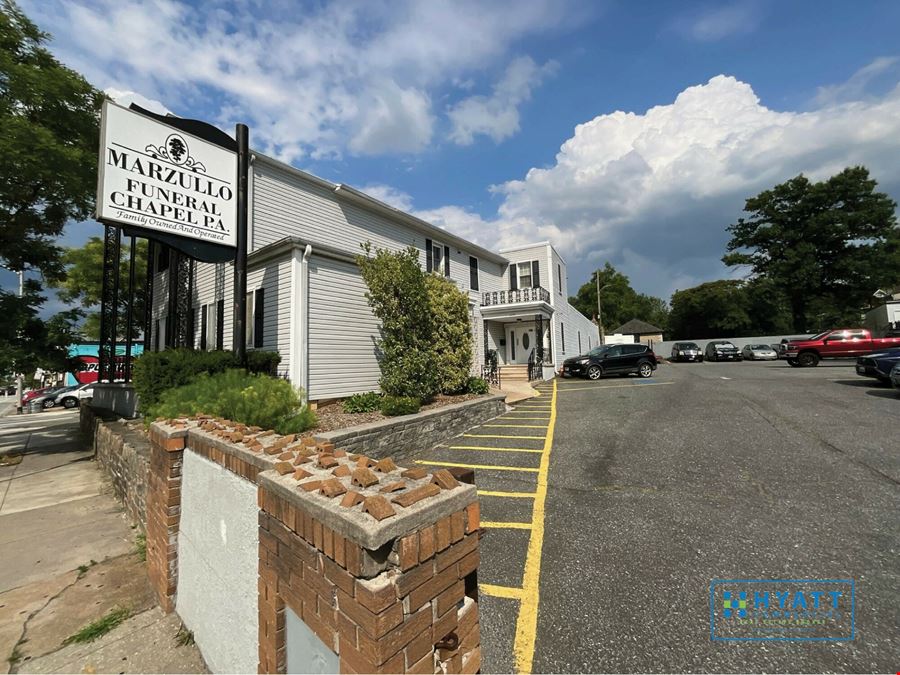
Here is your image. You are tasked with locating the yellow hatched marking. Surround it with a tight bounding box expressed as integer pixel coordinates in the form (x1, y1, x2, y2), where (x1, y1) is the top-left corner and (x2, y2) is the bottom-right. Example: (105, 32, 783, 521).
(415, 460, 539, 472)
(500, 416, 551, 421)
(478, 489, 537, 499)
(482, 521, 533, 530)
(483, 424, 548, 429)
(480, 584, 524, 600)
(514, 378, 557, 673)
(447, 445, 543, 454)
(464, 434, 546, 440)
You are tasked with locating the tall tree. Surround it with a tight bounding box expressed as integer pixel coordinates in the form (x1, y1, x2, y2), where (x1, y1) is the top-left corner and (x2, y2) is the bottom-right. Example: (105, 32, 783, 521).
(54, 236, 148, 339)
(0, 0, 103, 374)
(569, 263, 669, 333)
(723, 167, 900, 331)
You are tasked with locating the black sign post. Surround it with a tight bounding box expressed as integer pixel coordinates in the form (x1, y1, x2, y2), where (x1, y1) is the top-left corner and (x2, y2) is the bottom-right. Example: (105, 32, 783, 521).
(233, 123, 250, 364)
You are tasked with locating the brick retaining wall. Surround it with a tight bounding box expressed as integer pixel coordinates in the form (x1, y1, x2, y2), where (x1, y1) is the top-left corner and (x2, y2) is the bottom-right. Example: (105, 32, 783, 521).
(314, 394, 506, 463)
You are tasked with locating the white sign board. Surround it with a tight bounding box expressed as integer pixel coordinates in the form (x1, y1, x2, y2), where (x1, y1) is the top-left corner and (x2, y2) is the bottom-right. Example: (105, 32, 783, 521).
(97, 101, 237, 248)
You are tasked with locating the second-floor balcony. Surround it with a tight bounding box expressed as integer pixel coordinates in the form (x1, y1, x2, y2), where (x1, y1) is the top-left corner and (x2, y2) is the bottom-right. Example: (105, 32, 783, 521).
(481, 286, 551, 307)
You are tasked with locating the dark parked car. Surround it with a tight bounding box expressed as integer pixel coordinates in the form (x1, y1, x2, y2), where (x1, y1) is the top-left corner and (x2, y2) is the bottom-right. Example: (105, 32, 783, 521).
(705, 340, 742, 362)
(671, 342, 703, 362)
(563, 344, 657, 379)
(856, 348, 900, 383)
(891, 363, 900, 393)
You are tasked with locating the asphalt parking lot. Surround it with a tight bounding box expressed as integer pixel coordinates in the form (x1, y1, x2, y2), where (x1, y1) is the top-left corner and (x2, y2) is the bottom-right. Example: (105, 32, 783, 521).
(411, 360, 899, 673)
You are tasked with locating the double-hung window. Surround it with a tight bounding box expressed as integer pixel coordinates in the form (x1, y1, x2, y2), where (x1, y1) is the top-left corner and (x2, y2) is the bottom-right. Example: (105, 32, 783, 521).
(469, 256, 479, 290)
(246, 289, 265, 349)
(517, 262, 532, 289)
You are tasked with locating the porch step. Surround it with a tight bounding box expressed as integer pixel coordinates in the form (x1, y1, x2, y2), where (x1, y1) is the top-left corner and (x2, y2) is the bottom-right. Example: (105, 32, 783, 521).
(500, 365, 530, 382)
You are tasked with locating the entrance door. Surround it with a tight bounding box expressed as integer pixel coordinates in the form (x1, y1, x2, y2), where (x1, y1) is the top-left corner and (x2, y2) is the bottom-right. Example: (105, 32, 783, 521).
(506, 326, 535, 365)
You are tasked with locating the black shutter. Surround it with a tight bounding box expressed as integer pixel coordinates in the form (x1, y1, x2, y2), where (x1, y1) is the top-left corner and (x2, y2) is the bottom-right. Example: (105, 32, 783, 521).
(509, 265, 518, 290)
(216, 299, 224, 350)
(200, 305, 208, 350)
(254, 288, 265, 348)
(426, 239, 433, 272)
(469, 256, 479, 290)
(444, 246, 450, 276)
(532, 260, 540, 288)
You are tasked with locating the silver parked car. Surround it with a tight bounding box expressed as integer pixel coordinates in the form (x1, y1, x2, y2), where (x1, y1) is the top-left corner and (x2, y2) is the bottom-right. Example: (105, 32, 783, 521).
(742, 343, 778, 360)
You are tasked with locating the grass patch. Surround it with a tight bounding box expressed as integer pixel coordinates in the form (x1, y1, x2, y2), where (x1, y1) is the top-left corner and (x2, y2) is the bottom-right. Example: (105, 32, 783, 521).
(175, 625, 195, 647)
(76, 564, 90, 578)
(0, 453, 23, 467)
(134, 534, 146, 562)
(64, 607, 130, 645)
(7, 646, 21, 664)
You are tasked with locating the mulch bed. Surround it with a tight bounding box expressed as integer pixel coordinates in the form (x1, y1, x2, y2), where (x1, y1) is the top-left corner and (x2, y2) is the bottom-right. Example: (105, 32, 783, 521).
(304, 392, 487, 435)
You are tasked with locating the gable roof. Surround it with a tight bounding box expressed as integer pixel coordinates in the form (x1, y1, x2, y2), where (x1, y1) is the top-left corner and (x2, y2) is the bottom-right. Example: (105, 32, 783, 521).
(610, 318, 664, 335)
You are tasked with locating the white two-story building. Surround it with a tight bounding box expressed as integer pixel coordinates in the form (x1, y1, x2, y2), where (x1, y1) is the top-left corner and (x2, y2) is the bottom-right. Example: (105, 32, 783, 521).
(149, 154, 598, 403)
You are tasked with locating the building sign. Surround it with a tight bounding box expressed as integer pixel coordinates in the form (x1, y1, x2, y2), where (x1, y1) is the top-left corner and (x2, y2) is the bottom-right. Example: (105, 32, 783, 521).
(66, 343, 145, 386)
(96, 101, 237, 248)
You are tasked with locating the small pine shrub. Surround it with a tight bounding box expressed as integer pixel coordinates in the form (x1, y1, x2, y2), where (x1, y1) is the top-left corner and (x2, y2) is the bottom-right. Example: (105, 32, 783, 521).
(466, 376, 489, 395)
(246, 350, 282, 376)
(343, 392, 381, 413)
(146, 370, 316, 434)
(380, 395, 421, 417)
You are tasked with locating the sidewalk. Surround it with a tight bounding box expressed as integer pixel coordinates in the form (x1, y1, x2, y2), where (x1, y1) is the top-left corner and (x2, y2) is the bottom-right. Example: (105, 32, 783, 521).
(0, 410, 206, 674)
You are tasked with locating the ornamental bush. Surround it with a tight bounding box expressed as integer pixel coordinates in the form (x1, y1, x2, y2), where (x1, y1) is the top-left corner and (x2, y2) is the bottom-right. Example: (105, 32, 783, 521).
(379, 395, 421, 417)
(466, 376, 490, 395)
(146, 369, 315, 434)
(356, 245, 439, 401)
(133, 348, 281, 409)
(343, 391, 381, 413)
(426, 274, 473, 394)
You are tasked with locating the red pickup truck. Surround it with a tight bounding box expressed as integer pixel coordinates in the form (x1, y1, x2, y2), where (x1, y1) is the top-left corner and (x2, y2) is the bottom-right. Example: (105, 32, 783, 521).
(784, 329, 900, 367)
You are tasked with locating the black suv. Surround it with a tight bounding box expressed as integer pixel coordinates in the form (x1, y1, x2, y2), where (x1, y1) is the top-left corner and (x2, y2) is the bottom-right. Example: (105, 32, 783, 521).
(562, 344, 657, 380)
(704, 340, 742, 362)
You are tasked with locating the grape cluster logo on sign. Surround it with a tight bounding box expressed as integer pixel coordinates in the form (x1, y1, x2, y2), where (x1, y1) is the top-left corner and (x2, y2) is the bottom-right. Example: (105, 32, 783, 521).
(710, 579, 855, 642)
(96, 101, 237, 247)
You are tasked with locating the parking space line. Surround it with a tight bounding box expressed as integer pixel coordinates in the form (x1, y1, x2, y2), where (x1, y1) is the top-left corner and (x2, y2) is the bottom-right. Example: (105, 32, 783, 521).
(464, 434, 546, 440)
(480, 584, 524, 600)
(556, 381, 675, 393)
(499, 416, 551, 421)
(482, 521, 534, 530)
(415, 460, 540, 473)
(483, 424, 549, 429)
(514, 378, 557, 674)
(478, 490, 537, 499)
(447, 445, 543, 454)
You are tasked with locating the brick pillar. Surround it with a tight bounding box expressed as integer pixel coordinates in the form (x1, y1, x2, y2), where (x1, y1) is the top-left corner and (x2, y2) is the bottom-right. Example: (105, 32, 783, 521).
(258, 454, 481, 675)
(146, 421, 187, 612)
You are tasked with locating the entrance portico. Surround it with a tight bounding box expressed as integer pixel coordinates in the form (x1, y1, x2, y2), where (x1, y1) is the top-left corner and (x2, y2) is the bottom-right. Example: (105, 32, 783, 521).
(480, 287, 554, 376)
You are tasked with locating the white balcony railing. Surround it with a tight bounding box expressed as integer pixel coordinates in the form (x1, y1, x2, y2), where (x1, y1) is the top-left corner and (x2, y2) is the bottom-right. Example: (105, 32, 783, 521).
(481, 286, 550, 306)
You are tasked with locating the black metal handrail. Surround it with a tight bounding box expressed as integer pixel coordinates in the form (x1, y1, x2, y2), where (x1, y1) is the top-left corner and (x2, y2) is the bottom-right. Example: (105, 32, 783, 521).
(482, 349, 500, 388)
(481, 286, 550, 307)
(527, 348, 543, 381)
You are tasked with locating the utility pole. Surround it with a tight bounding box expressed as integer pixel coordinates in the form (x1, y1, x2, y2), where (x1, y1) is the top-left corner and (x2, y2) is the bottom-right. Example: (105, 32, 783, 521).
(15, 270, 24, 413)
(596, 272, 608, 345)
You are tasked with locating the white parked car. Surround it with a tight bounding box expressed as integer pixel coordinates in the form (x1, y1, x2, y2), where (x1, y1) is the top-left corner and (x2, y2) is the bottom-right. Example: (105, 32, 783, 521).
(56, 383, 95, 409)
(742, 344, 778, 360)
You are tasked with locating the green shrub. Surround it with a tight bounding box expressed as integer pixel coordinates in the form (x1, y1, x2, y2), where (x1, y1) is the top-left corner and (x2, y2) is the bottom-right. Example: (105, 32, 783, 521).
(426, 274, 474, 394)
(133, 349, 281, 409)
(466, 376, 489, 395)
(357, 245, 439, 401)
(343, 391, 381, 413)
(380, 395, 421, 417)
(146, 370, 316, 434)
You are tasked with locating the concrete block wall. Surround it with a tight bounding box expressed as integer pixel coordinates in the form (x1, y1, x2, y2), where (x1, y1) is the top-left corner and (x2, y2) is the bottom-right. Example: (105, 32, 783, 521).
(147, 417, 483, 674)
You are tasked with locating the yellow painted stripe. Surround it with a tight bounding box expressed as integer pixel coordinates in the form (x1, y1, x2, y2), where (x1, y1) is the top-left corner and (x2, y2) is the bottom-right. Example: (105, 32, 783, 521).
(480, 584, 524, 600)
(514, 378, 557, 673)
(557, 381, 674, 393)
(415, 460, 539, 473)
(478, 489, 537, 499)
(447, 445, 543, 454)
(482, 521, 533, 530)
(483, 424, 549, 429)
(464, 434, 546, 440)
(499, 416, 551, 421)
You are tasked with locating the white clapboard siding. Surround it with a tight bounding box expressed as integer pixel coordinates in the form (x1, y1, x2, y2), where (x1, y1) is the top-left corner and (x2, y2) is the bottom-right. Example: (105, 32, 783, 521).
(307, 256, 381, 400)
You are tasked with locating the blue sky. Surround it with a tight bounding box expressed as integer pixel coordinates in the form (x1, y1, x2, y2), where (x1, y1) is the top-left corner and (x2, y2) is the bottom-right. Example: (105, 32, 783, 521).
(8, 0, 900, 308)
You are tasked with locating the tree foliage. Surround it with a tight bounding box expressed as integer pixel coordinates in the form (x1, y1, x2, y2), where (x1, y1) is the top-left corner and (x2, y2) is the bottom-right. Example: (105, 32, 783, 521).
(569, 262, 669, 333)
(0, 1, 103, 377)
(357, 245, 439, 401)
(425, 274, 473, 394)
(723, 167, 900, 331)
(54, 236, 148, 339)
(668, 279, 792, 340)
